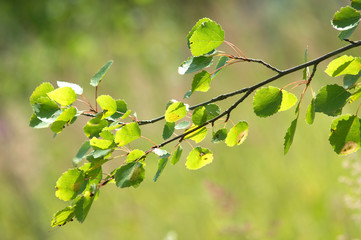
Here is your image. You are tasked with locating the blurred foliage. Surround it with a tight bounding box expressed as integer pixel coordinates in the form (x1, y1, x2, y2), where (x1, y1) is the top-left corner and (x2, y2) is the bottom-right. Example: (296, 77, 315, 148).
(1, 0, 361, 239)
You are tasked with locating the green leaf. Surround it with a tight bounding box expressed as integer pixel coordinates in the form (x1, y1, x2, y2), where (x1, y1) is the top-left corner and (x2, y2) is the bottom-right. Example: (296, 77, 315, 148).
(331, 6, 361, 31)
(253, 86, 282, 117)
(212, 128, 228, 143)
(192, 106, 208, 125)
(73, 141, 91, 167)
(126, 149, 145, 163)
(114, 162, 145, 188)
(29, 113, 52, 128)
(212, 56, 228, 78)
(55, 168, 86, 201)
(33, 96, 61, 120)
(329, 115, 361, 155)
(325, 55, 361, 77)
(178, 56, 213, 75)
(170, 145, 183, 165)
(184, 126, 208, 143)
(91, 149, 112, 159)
(314, 84, 351, 116)
(73, 191, 95, 223)
(284, 118, 298, 155)
(47, 87, 77, 106)
(187, 18, 212, 48)
(165, 102, 187, 122)
(57, 81, 83, 95)
(305, 98, 315, 125)
(338, 25, 358, 40)
(186, 147, 213, 170)
(191, 70, 212, 93)
(175, 121, 191, 130)
(352, 0, 361, 10)
(96, 95, 117, 119)
(205, 104, 221, 120)
(279, 90, 298, 112)
(114, 122, 141, 146)
(90, 60, 113, 87)
(89, 137, 113, 150)
(163, 122, 175, 140)
(184, 90, 192, 99)
(154, 157, 169, 182)
(51, 206, 75, 227)
(349, 86, 361, 103)
(343, 72, 361, 88)
(189, 19, 225, 56)
(29, 82, 54, 106)
(108, 99, 128, 120)
(121, 110, 132, 119)
(83, 117, 108, 138)
(225, 121, 248, 147)
(50, 107, 77, 134)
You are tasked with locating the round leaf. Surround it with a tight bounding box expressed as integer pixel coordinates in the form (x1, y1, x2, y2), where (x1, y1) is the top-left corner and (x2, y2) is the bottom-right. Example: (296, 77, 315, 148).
(114, 122, 141, 146)
(192, 106, 208, 125)
(314, 84, 351, 116)
(47, 87, 77, 106)
(186, 147, 213, 170)
(225, 121, 248, 147)
(29, 82, 54, 106)
(96, 95, 117, 119)
(253, 86, 282, 117)
(165, 102, 187, 122)
(55, 168, 86, 201)
(332, 6, 361, 31)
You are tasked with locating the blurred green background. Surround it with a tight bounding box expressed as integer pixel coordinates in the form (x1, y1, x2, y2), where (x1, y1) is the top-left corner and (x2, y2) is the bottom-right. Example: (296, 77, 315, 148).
(1, 0, 361, 239)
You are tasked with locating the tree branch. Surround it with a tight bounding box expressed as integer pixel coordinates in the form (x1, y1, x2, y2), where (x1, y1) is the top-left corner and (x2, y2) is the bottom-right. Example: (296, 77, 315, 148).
(138, 40, 361, 126)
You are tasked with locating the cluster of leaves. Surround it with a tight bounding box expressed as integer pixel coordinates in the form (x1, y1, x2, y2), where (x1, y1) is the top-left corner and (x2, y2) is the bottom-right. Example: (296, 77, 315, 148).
(29, 3, 361, 227)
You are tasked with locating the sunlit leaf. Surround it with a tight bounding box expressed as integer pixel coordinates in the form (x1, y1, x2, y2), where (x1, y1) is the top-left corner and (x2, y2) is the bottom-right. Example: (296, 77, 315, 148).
(325, 55, 361, 77)
(96, 95, 117, 119)
(165, 102, 187, 122)
(186, 147, 213, 170)
(90, 60, 113, 87)
(83, 117, 108, 138)
(47, 87, 77, 106)
(29, 82, 54, 106)
(331, 6, 360, 31)
(114, 162, 145, 188)
(329, 115, 361, 155)
(305, 98, 315, 125)
(184, 125, 208, 143)
(89, 137, 113, 150)
(349, 86, 361, 103)
(108, 99, 128, 120)
(279, 90, 298, 112)
(55, 168, 86, 201)
(126, 149, 145, 163)
(191, 70, 212, 93)
(170, 145, 183, 165)
(315, 84, 351, 116)
(253, 86, 282, 117)
(225, 121, 248, 147)
(189, 18, 225, 56)
(284, 118, 298, 154)
(57, 81, 83, 95)
(51, 206, 75, 227)
(114, 122, 141, 146)
(50, 107, 77, 134)
(178, 56, 213, 75)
